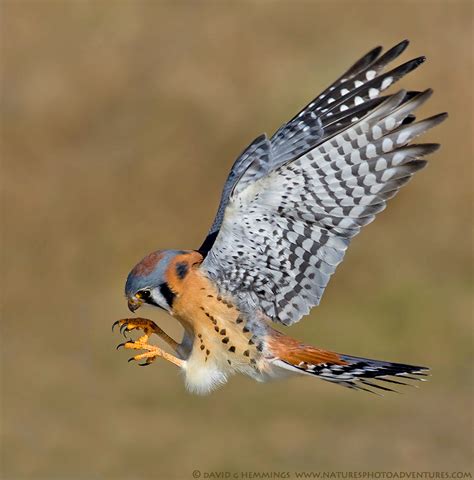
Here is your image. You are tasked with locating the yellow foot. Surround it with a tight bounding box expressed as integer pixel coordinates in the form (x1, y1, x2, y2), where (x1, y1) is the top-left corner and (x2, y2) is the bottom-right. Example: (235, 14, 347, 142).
(112, 317, 160, 343)
(116, 339, 162, 366)
(112, 318, 183, 368)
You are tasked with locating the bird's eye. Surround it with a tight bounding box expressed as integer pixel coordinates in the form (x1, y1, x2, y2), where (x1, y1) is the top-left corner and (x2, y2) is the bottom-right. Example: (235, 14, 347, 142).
(138, 290, 151, 301)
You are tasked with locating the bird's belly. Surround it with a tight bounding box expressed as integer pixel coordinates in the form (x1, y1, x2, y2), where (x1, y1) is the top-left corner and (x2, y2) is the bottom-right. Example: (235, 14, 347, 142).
(182, 348, 233, 395)
(182, 326, 261, 394)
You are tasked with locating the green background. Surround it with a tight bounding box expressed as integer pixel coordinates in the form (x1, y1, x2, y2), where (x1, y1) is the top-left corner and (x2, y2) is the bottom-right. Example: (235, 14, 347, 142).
(2, 0, 472, 478)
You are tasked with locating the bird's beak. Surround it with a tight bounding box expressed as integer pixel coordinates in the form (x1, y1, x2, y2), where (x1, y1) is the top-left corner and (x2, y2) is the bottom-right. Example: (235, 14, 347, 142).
(128, 296, 143, 313)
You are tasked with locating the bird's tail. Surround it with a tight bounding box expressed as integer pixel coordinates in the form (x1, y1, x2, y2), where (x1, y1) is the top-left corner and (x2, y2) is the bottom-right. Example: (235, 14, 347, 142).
(270, 334, 428, 394)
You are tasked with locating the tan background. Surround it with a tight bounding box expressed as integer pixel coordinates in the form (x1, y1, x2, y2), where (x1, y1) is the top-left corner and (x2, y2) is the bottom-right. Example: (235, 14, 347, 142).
(1, 0, 473, 479)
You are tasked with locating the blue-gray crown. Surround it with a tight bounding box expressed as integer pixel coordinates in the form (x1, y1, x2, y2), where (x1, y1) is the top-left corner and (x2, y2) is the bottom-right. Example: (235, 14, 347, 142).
(124, 249, 185, 296)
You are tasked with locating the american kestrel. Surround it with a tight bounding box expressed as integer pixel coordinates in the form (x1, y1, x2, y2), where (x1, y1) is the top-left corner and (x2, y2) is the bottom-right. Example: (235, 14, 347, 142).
(113, 40, 446, 395)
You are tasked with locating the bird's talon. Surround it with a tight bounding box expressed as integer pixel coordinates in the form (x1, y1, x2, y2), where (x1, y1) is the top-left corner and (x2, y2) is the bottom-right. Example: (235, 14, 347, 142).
(120, 324, 128, 336)
(113, 318, 181, 367)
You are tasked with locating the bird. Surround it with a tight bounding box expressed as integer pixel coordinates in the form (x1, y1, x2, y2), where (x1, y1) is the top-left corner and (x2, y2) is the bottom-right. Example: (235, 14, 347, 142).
(113, 40, 446, 395)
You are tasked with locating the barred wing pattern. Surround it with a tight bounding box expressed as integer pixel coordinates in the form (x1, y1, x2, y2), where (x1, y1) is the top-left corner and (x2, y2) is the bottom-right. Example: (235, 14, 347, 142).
(200, 40, 420, 249)
(200, 43, 446, 326)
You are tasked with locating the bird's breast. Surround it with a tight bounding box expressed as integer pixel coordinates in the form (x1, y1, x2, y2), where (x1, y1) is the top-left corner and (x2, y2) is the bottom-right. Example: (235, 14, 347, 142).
(170, 269, 267, 393)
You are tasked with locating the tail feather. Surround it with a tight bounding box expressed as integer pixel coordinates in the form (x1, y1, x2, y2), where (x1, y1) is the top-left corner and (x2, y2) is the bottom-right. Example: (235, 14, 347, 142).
(273, 338, 428, 394)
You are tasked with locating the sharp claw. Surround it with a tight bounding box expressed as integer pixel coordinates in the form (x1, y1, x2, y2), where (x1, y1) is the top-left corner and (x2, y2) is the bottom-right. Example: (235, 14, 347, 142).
(116, 342, 127, 350)
(128, 357, 135, 363)
(112, 320, 120, 332)
(120, 324, 128, 336)
(138, 362, 150, 367)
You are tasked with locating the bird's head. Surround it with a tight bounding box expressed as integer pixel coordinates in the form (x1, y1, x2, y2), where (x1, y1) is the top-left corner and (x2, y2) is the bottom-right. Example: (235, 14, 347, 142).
(125, 249, 183, 313)
(124, 249, 202, 313)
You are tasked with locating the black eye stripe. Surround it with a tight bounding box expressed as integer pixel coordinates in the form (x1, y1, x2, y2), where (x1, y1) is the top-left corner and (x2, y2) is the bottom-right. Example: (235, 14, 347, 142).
(137, 289, 164, 310)
(159, 283, 176, 307)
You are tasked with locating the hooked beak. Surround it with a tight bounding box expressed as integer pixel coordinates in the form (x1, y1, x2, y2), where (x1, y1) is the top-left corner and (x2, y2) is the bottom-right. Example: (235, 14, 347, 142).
(127, 296, 143, 313)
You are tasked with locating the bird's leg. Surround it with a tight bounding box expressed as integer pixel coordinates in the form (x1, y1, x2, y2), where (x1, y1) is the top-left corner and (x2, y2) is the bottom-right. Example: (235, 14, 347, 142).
(113, 318, 183, 367)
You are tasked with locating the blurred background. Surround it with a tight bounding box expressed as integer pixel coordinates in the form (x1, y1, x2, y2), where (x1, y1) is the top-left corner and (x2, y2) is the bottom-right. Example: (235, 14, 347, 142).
(1, 1, 472, 478)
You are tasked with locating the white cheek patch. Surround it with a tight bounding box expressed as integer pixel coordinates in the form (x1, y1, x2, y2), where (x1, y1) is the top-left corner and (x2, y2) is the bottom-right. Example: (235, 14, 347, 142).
(150, 289, 171, 311)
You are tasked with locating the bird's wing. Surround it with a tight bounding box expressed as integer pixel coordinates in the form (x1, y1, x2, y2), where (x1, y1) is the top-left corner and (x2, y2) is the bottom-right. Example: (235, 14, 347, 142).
(200, 40, 416, 250)
(199, 42, 446, 326)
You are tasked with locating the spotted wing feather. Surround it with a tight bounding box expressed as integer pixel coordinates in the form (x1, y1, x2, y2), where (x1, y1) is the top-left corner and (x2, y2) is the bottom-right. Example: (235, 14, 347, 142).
(203, 135, 272, 242)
